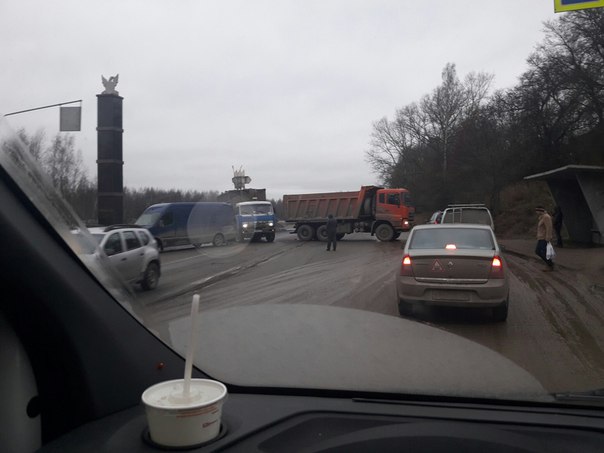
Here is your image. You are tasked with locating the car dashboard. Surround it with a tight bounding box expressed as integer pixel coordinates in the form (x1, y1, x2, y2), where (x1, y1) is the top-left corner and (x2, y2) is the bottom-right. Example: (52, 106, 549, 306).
(39, 392, 604, 452)
(2, 160, 604, 453)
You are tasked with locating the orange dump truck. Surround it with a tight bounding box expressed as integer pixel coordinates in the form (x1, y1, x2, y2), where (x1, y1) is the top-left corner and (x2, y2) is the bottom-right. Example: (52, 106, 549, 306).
(283, 186, 414, 242)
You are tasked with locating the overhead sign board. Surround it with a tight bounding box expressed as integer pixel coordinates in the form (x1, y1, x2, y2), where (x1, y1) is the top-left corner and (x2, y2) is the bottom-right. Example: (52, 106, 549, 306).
(60, 106, 82, 131)
(555, 0, 604, 12)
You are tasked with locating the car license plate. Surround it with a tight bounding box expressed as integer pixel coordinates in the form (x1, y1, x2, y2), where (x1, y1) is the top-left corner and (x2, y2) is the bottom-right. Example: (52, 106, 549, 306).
(432, 290, 470, 301)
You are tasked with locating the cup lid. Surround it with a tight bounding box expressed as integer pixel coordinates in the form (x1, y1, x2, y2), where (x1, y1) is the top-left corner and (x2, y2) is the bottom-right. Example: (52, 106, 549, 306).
(142, 379, 227, 409)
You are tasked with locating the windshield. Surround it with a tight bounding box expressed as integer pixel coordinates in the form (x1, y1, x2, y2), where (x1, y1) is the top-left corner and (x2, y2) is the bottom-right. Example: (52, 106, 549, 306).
(135, 211, 161, 227)
(3, 1, 604, 407)
(239, 204, 273, 215)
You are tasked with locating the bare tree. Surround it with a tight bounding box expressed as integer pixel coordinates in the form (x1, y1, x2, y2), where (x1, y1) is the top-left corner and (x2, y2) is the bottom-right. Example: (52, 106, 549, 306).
(366, 117, 406, 184)
(366, 101, 434, 188)
(421, 63, 493, 180)
(43, 134, 89, 195)
(367, 12, 604, 214)
(366, 63, 493, 208)
(15, 128, 46, 161)
(542, 9, 604, 125)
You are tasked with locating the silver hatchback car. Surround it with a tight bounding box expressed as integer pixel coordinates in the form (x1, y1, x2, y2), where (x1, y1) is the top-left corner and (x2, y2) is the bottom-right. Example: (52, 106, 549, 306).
(397, 224, 509, 321)
(89, 225, 161, 290)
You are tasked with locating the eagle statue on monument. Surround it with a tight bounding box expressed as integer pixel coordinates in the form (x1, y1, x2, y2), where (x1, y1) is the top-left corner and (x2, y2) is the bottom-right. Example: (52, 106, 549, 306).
(101, 74, 119, 95)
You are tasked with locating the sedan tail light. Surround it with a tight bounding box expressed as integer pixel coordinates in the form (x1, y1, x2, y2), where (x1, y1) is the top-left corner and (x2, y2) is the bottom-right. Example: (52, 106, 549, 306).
(400, 255, 414, 276)
(489, 256, 504, 279)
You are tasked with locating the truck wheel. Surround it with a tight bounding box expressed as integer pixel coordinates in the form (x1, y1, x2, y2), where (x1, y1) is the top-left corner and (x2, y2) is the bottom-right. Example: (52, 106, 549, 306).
(316, 225, 328, 242)
(375, 223, 394, 242)
(265, 233, 275, 242)
(297, 224, 314, 241)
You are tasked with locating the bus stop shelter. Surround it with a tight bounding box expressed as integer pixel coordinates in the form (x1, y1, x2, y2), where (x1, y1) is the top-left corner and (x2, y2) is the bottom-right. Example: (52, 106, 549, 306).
(524, 165, 604, 244)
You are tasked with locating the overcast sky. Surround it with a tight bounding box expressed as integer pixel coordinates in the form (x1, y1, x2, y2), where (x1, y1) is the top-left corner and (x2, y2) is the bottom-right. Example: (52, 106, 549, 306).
(2, 1, 559, 200)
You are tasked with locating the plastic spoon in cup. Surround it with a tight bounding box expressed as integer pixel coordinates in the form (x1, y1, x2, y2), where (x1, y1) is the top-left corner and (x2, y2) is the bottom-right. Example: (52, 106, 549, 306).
(182, 293, 200, 400)
(167, 294, 201, 404)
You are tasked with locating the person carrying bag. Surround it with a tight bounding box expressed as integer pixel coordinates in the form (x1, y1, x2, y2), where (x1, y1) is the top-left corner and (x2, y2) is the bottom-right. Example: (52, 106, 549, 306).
(535, 206, 555, 271)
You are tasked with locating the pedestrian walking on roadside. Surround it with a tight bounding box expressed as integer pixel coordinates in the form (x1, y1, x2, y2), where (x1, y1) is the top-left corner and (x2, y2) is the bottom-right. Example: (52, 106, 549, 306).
(326, 214, 338, 251)
(535, 206, 554, 271)
(553, 206, 564, 248)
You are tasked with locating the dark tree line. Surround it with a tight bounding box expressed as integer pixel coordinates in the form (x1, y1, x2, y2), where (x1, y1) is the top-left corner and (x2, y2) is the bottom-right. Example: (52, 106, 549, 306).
(12, 129, 225, 224)
(366, 10, 604, 214)
(123, 188, 220, 223)
(11, 129, 285, 224)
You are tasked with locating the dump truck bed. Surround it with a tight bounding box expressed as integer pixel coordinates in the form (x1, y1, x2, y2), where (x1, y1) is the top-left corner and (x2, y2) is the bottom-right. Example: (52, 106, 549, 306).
(283, 190, 366, 221)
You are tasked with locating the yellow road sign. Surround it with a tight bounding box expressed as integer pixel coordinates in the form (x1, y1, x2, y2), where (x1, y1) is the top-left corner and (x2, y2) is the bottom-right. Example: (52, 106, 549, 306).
(555, 0, 604, 12)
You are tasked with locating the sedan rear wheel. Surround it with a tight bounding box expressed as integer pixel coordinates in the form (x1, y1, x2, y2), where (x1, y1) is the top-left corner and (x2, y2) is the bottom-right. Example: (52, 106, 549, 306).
(398, 300, 413, 317)
(492, 298, 509, 322)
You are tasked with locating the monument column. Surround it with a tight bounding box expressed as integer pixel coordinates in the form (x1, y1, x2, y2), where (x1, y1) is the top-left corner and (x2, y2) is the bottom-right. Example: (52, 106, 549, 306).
(96, 74, 123, 225)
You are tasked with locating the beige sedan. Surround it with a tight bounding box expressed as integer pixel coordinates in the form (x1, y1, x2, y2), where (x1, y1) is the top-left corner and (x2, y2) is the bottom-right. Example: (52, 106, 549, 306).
(397, 224, 509, 322)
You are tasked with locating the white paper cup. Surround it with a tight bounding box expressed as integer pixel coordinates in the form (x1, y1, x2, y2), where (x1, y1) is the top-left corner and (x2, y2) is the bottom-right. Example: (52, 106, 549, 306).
(142, 379, 227, 447)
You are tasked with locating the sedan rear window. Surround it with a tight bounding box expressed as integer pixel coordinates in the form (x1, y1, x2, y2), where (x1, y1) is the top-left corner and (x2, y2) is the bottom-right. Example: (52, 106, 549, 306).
(410, 228, 495, 250)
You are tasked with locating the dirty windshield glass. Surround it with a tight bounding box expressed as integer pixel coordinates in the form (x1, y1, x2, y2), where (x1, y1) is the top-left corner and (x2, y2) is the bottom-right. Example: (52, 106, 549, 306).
(135, 212, 161, 227)
(2, 1, 604, 404)
(240, 204, 273, 215)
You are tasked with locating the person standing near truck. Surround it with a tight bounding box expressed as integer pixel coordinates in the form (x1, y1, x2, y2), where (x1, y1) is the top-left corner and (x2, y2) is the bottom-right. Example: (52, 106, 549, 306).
(326, 214, 338, 251)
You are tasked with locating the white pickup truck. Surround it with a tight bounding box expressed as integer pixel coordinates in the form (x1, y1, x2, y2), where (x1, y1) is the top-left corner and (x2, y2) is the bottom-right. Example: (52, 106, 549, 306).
(440, 204, 495, 231)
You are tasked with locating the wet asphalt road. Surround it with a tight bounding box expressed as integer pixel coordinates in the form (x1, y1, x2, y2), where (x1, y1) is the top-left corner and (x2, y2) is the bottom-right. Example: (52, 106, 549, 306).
(133, 231, 604, 393)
